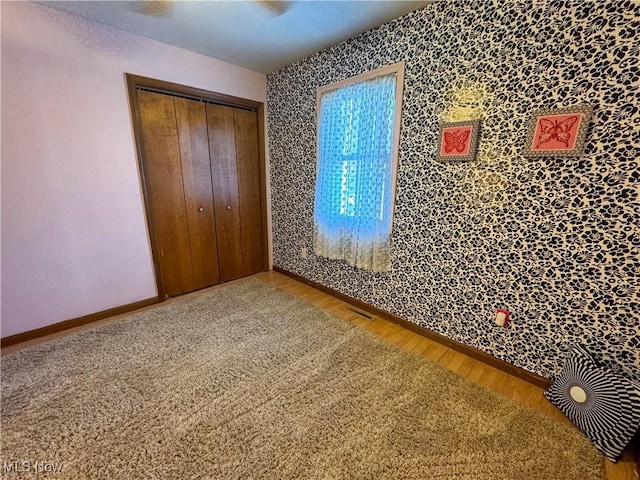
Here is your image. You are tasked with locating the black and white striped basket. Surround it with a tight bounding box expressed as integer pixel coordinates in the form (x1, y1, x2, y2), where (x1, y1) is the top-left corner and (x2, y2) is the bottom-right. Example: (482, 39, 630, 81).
(544, 345, 640, 462)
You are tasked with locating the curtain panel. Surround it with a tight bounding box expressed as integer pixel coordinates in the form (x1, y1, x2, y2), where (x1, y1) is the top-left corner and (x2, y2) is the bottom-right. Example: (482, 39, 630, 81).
(314, 72, 397, 272)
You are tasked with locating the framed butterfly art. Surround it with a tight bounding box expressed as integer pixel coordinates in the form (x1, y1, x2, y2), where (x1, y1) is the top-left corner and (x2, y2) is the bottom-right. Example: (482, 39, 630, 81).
(436, 120, 481, 162)
(524, 105, 593, 157)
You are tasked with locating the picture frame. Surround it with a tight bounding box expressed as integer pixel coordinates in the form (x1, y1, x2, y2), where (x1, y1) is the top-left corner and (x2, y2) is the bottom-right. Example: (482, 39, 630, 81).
(435, 120, 481, 162)
(524, 105, 593, 157)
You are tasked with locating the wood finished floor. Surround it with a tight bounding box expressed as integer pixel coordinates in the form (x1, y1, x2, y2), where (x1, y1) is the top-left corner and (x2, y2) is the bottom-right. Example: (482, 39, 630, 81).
(2, 270, 637, 480)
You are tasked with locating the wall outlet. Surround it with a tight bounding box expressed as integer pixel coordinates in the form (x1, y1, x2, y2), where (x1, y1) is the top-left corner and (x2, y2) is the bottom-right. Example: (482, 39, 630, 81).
(495, 309, 510, 328)
(300, 247, 308, 258)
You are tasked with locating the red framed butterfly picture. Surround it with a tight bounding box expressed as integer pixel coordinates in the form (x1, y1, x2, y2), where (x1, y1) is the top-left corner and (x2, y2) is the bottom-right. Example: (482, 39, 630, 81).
(524, 105, 593, 157)
(436, 120, 481, 162)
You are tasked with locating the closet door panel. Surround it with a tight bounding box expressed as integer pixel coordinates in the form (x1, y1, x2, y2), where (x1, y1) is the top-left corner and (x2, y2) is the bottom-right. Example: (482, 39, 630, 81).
(175, 97, 220, 289)
(137, 90, 194, 296)
(234, 108, 264, 276)
(206, 103, 244, 282)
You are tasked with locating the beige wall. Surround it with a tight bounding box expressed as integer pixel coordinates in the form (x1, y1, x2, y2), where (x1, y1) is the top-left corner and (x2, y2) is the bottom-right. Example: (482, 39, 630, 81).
(1, 1, 268, 337)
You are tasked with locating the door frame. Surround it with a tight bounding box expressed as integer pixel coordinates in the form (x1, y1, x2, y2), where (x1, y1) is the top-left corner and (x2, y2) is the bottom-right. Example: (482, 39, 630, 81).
(126, 74, 270, 299)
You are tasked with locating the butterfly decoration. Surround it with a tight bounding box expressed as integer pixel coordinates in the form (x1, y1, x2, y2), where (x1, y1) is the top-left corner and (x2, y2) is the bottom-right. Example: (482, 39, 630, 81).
(536, 116, 578, 147)
(444, 129, 471, 153)
(525, 106, 592, 158)
(436, 120, 480, 162)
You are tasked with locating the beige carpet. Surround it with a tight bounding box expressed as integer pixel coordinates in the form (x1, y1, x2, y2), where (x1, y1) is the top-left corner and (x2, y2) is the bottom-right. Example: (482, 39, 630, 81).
(1, 279, 604, 479)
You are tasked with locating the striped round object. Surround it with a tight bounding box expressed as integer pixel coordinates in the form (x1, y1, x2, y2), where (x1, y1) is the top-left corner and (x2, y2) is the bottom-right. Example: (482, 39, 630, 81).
(544, 345, 640, 462)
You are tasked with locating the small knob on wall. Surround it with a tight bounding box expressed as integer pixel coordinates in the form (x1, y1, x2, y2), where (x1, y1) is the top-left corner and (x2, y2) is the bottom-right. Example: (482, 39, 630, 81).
(226, 206, 231, 210)
(198, 207, 204, 212)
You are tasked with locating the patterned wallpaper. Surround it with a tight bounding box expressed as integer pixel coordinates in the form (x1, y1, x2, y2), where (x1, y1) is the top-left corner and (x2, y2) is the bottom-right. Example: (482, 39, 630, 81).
(267, 0, 640, 382)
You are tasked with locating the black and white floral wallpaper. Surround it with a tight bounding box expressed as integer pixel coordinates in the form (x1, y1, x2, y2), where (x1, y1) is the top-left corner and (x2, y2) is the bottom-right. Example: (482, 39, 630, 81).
(267, 0, 640, 382)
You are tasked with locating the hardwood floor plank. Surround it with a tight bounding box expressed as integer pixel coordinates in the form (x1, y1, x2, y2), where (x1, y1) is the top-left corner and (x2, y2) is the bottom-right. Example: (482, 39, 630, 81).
(437, 349, 476, 378)
(402, 331, 427, 352)
(417, 339, 448, 363)
(407, 337, 432, 355)
(509, 379, 544, 410)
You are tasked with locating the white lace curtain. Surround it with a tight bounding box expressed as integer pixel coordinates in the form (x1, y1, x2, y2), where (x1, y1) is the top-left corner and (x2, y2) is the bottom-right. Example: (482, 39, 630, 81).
(314, 72, 397, 272)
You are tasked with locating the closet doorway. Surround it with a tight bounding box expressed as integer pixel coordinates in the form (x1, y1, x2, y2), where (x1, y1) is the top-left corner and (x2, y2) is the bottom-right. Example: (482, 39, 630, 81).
(127, 75, 268, 299)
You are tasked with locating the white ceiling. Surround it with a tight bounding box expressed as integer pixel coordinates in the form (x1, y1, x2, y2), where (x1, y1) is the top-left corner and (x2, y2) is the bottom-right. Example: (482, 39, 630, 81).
(40, 0, 433, 74)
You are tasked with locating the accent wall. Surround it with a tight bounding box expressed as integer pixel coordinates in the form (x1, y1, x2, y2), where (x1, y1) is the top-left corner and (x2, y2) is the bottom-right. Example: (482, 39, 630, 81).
(267, 0, 640, 381)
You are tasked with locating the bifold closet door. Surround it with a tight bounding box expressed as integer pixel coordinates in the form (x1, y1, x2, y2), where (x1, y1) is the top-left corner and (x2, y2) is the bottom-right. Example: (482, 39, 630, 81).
(137, 90, 219, 296)
(174, 97, 220, 289)
(206, 104, 243, 282)
(206, 104, 264, 282)
(233, 108, 264, 277)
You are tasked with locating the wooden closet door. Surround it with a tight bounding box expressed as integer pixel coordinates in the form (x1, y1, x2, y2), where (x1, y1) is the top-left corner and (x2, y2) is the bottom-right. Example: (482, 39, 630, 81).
(137, 90, 194, 296)
(234, 108, 264, 276)
(136, 87, 264, 294)
(174, 97, 220, 289)
(206, 104, 245, 282)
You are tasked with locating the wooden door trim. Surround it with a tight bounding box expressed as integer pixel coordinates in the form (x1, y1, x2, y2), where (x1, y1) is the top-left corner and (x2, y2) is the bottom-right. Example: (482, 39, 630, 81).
(125, 74, 269, 299)
(126, 74, 264, 111)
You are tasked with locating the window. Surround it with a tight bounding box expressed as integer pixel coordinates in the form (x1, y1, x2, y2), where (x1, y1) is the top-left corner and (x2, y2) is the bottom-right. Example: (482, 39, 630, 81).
(314, 62, 404, 272)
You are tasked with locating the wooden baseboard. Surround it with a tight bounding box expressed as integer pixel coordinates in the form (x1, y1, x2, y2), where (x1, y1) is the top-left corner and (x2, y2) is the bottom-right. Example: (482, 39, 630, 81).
(1, 297, 160, 349)
(274, 266, 552, 389)
(632, 432, 640, 478)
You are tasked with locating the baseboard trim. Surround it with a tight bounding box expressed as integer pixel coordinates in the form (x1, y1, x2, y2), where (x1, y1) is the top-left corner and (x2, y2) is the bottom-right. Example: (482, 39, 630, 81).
(274, 266, 552, 389)
(1, 297, 160, 349)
